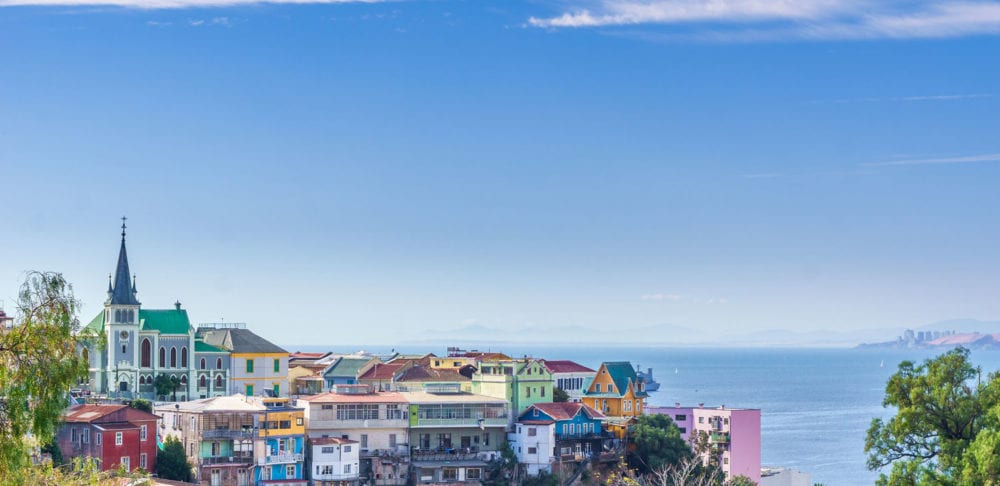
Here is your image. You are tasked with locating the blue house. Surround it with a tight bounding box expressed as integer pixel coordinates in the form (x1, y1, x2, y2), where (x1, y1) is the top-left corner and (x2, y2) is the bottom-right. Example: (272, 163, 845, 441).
(517, 402, 611, 461)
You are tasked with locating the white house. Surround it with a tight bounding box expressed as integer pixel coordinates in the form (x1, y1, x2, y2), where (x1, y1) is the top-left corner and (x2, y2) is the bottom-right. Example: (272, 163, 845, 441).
(507, 421, 555, 476)
(309, 437, 360, 486)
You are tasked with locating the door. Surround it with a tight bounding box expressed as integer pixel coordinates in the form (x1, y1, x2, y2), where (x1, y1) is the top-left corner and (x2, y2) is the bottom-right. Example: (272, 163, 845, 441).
(210, 469, 221, 486)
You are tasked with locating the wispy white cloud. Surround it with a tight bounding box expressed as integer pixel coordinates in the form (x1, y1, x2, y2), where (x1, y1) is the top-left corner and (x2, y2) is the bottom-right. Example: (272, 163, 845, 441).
(529, 1, 1000, 41)
(642, 292, 684, 301)
(815, 93, 994, 104)
(2, 0, 386, 9)
(865, 153, 1000, 167)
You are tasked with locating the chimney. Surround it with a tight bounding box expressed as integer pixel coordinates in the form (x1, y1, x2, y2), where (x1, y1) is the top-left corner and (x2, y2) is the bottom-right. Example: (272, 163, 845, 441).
(675, 402, 680, 408)
(698, 403, 704, 408)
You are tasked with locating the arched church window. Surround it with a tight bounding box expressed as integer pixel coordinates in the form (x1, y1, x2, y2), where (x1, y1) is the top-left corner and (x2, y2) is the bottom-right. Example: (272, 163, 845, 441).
(170, 347, 177, 368)
(200, 358, 206, 370)
(217, 358, 223, 369)
(181, 347, 188, 368)
(141, 338, 151, 368)
(139, 376, 145, 385)
(200, 375, 207, 387)
(215, 375, 223, 388)
(115, 310, 122, 322)
(159, 347, 166, 367)
(180, 375, 188, 385)
(128, 310, 134, 322)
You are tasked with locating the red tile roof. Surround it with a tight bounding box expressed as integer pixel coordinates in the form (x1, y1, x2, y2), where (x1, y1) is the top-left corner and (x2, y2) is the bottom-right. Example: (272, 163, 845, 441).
(63, 404, 126, 423)
(541, 360, 595, 374)
(526, 402, 606, 421)
(358, 362, 408, 380)
(395, 365, 469, 382)
(290, 352, 328, 359)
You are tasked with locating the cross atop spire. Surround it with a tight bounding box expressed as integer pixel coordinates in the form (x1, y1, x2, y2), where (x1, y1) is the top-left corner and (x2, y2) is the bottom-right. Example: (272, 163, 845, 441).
(121, 216, 127, 239)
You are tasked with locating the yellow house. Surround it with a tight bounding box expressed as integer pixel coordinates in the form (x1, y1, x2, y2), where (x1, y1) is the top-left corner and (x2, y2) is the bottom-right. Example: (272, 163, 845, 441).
(581, 362, 648, 437)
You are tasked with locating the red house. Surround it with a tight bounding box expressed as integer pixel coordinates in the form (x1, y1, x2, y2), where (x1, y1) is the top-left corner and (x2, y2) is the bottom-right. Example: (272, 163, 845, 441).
(57, 404, 159, 472)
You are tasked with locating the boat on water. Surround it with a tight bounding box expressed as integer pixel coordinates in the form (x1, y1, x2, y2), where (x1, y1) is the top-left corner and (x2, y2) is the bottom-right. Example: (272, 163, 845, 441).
(636, 365, 661, 392)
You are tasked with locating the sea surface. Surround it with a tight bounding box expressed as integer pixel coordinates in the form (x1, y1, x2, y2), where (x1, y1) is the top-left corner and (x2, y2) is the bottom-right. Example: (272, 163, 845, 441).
(284, 343, 1000, 486)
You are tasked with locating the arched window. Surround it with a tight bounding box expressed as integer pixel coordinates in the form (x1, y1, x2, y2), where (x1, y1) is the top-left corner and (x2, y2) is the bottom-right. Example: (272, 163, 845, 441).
(215, 375, 223, 388)
(115, 310, 122, 322)
(181, 347, 188, 368)
(180, 375, 188, 385)
(141, 338, 151, 368)
(200, 375, 207, 387)
(216, 358, 223, 369)
(128, 310, 134, 322)
(139, 376, 145, 385)
(200, 358, 206, 370)
(170, 347, 177, 368)
(159, 347, 166, 367)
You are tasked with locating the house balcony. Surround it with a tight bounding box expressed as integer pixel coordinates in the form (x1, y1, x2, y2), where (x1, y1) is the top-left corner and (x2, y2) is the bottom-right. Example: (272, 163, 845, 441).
(309, 418, 409, 430)
(412, 417, 507, 428)
(709, 432, 730, 443)
(201, 454, 254, 465)
(556, 431, 614, 441)
(410, 449, 482, 462)
(259, 452, 304, 465)
(361, 445, 410, 458)
(203, 429, 255, 440)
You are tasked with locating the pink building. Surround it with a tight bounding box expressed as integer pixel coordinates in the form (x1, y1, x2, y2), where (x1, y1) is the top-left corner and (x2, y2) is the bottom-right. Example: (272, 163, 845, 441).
(647, 404, 761, 484)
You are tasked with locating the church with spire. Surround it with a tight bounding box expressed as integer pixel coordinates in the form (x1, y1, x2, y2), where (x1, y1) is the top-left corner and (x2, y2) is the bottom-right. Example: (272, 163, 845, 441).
(82, 218, 233, 401)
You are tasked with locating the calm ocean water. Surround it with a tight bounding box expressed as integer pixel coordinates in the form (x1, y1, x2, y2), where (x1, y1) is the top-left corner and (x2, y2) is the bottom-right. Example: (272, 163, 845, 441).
(285, 343, 1000, 486)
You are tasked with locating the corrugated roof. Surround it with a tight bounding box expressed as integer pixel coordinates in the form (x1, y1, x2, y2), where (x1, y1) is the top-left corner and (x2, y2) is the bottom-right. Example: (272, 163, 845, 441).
(323, 357, 376, 378)
(541, 360, 595, 374)
(64, 404, 126, 423)
(358, 362, 408, 381)
(520, 402, 606, 422)
(395, 365, 469, 383)
(154, 394, 268, 412)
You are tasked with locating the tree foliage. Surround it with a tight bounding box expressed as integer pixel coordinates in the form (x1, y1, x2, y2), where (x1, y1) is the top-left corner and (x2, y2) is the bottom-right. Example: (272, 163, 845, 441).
(552, 387, 570, 403)
(129, 398, 152, 414)
(0, 272, 90, 481)
(157, 436, 193, 482)
(627, 414, 694, 475)
(21, 456, 150, 485)
(154, 374, 181, 401)
(866, 347, 1000, 485)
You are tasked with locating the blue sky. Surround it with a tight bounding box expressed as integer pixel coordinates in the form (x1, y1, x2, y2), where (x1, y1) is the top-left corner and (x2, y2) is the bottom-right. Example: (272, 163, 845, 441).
(2, 0, 999, 344)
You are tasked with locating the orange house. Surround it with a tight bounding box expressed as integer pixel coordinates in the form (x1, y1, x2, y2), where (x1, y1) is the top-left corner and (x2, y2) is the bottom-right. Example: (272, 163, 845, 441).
(581, 362, 649, 438)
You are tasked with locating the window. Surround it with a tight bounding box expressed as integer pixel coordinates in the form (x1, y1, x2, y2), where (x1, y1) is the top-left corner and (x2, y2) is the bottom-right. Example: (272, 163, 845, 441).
(419, 434, 430, 449)
(287, 465, 295, 477)
(336, 404, 379, 420)
(169, 347, 177, 367)
(120, 456, 129, 469)
(200, 358, 206, 370)
(274, 358, 280, 373)
(389, 434, 397, 448)
(246, 359, 254, 373)
(528, 428, 537, 437)
(200, 375, 207, 388)
(273, 384, 280, 397)
(467, 468, 482, 480)
(675, 415, 686, 421)
(141, 339, 151, 367)
(442, 468, 458, 480)
(595, 383, 601, 393)
(96, 433, 102, 445)
(344, 464, 352, 474)
(246, 384, 254, 396)
(698, 417, 704, 424)
(82, 428, 89, 444)
(724, 457, 729, 465)
(482, 433, 489, 446)
(115, 432, 123, 445)
(321, 404, 333, 410)
(181, 347, 188, 367)
(212, 441, 220, 455)
(217, 357, 223, 369)
(279, 420, 291, 429)
(343, 445, 351, 452)
(541, 386, 545, 397)
(140, 425, 147, 441)
(296, 417, 303, 426)
(361, 434, 368, 448)
(216, 375, 223, 389)
(526, 387, 531, 398)
(321, 447, 335, 454)
(139, 453, 147, 469)
(321, 465, 333, 474)
(387, 404, 402, 419)
(527, 447, 537, 454)
(159, 347, 166, 367)
(679, 427, 687, 434)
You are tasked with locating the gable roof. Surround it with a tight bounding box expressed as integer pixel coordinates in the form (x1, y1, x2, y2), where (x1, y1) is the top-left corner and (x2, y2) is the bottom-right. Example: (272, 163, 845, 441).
(63, 404, 160, 423)
(199, 328, 286, 354)
(595, 361, 648, 398)
(83, 311, 104, 334)
(109, 234, 140, 306)
(324, 357, 377, 379)
(520, 402, 606, 422)
(140, 309, 193, 335)
(395, 365, 469, 383)
(541, 360, 595, 374)
(195, 339, 228, 353)
(358, 362, 409, 381)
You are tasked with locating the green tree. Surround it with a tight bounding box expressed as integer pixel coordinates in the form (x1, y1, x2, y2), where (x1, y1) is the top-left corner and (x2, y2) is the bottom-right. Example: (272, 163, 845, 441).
(129, 398, 152, 414)
(483, 442, 520, 486)
(154, 374, 181, 401)
(627, 414, 693, 475)
(552, 387, 570, 403)
(866, 347, 1000, 485)
(0, 271, 90, 481)
(40, 440, 64, 466)
(157, 436, 193, 481)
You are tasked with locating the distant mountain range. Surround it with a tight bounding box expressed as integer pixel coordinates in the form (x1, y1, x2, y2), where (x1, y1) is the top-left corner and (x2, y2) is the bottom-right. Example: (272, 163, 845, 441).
(399, 319, 1000, 348)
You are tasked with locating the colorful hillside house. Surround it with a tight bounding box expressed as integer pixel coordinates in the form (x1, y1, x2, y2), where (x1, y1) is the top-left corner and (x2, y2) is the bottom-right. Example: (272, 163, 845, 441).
(580, 362, 648, 438)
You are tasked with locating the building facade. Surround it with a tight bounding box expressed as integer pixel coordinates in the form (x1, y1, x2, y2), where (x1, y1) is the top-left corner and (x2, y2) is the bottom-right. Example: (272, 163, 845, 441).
(647, 405, 761, 484)
(308, 437, 360, 486)
(58, 404, 159, 473)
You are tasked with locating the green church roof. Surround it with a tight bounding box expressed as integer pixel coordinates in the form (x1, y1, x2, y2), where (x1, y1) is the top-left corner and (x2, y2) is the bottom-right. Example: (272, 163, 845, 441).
(139, 309, 192, 335)
(83, 311, 104, 334)
(195, 339, 228, 353)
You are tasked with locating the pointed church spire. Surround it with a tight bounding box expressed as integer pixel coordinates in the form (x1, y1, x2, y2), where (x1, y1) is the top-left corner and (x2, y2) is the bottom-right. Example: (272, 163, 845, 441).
(110, 217, 140, 306)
